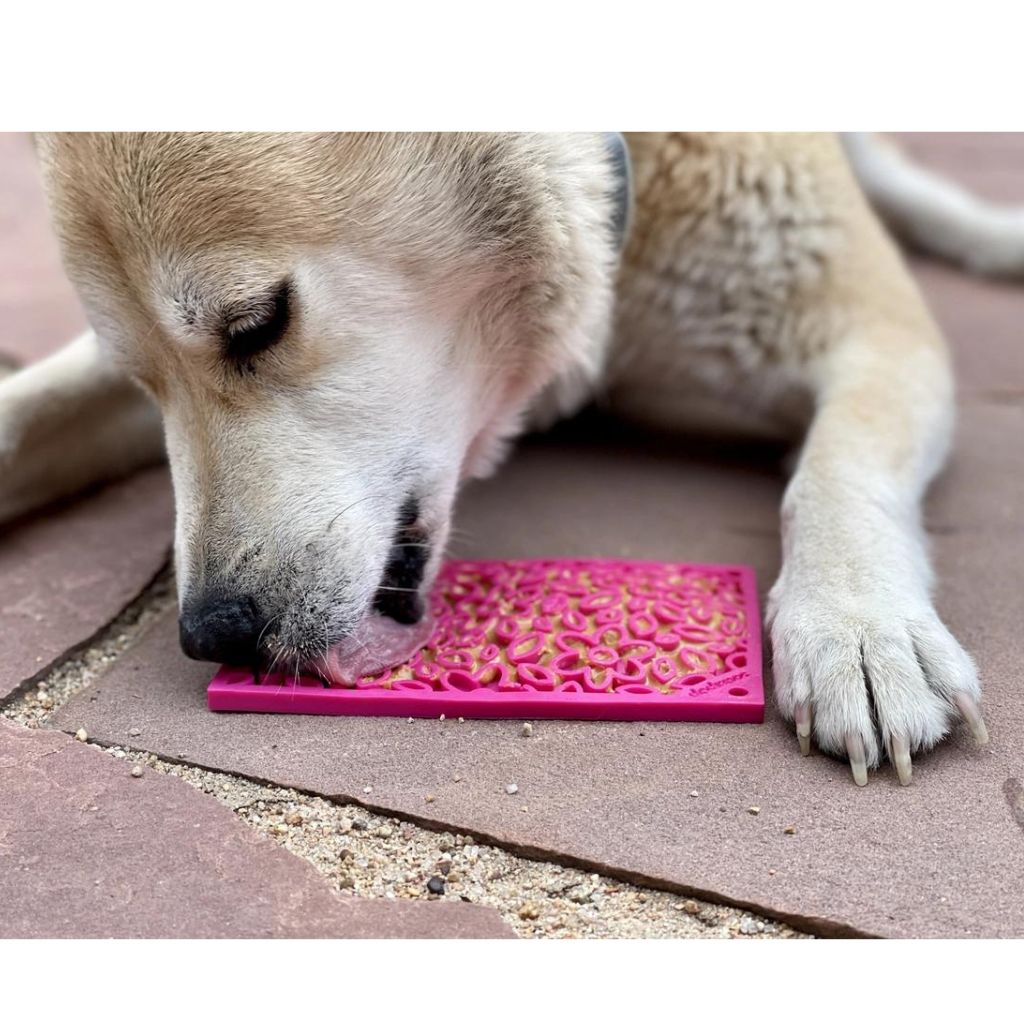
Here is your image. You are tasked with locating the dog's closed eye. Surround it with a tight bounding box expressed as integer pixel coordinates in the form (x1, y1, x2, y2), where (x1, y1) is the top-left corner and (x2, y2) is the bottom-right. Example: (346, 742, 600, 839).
(223, 281, 291, 363)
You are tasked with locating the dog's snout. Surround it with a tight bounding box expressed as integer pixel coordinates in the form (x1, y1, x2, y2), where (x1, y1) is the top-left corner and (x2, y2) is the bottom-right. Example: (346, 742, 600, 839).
(179, 594, 265, 664)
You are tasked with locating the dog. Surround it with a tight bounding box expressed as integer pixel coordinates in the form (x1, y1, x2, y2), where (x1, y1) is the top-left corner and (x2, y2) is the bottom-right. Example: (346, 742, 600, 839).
(1, 132, 1012, 785)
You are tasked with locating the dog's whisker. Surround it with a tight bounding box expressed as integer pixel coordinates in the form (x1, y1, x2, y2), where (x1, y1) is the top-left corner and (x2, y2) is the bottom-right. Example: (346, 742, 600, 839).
(326, 492, 388, 533)
(265, 645, 287, 678)
(255, 612, 282, 655)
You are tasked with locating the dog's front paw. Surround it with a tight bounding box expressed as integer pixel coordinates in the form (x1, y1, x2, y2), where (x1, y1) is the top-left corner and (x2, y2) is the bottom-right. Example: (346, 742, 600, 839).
(768, 574, 987, 786)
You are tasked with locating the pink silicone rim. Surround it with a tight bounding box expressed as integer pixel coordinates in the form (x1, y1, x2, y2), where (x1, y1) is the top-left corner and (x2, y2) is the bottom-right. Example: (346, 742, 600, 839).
(207, 558, 764, 724)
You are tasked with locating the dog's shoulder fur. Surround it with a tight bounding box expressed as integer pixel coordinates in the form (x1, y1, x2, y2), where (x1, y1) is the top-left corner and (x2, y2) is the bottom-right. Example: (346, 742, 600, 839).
(601, 133, 942, 437)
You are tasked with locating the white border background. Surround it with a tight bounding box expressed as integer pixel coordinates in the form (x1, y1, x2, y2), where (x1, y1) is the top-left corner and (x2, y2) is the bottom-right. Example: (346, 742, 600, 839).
(3, 0, 1023, 128)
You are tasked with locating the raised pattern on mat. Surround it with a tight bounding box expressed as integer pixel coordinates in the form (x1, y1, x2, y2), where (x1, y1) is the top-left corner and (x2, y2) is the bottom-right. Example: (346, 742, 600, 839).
(208, 559, 764, 722)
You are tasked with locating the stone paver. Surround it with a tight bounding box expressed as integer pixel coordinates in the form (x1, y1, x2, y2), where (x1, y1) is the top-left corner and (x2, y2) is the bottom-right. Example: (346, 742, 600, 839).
(924, 401, 1024, 533)
(0, 468, 174, 701)
(895, 132, 1024, 205)
(916, 263, 1024, 401)
(0, 717, 514, 938)
(0, 132, 86, 365)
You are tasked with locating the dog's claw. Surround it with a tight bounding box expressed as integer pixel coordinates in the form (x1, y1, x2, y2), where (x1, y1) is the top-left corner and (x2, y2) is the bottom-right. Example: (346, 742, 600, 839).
(891, 735, 912, 786)
(795, 703, 812, 756)
(955, 694, 989, 747)
(846, 734, 868, 787)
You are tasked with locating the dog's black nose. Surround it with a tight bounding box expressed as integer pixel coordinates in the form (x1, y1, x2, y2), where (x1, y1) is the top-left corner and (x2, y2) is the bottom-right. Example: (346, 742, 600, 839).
(179, 594, 264, 664)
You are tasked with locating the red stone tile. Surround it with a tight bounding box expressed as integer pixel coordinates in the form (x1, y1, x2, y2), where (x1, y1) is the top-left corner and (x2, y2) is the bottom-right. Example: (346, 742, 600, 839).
(926, 401, 1024, 533)
(912, 259, 1024, 399)
(0, 719, 514, 938)
(453, 422, 785, 578)
(893, 132, 1024, 204)
(0, 133, 86, 365)
(0, 468, 174, 701)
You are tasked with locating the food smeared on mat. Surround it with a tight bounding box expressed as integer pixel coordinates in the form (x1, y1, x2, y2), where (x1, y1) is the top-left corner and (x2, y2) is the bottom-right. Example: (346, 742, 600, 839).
(208, 559, 763, 722)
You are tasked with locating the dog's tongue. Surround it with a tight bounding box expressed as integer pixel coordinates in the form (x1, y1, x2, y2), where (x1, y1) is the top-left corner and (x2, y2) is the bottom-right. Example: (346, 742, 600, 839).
(317, 611, 435, 687)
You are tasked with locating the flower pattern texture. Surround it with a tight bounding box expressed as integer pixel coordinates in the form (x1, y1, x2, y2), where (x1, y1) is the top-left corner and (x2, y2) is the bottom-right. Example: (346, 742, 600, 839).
(364, 559, 757, 698)
(210, 559, 764, 721)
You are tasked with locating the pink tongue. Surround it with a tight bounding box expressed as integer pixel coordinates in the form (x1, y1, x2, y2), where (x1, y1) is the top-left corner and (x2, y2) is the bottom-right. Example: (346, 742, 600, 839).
(317, 612, 435, 687)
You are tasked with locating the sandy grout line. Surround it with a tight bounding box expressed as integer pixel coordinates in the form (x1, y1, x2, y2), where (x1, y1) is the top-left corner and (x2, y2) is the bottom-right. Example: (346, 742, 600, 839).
(1, 562, 176, 724)
(69, 733, 811, 940)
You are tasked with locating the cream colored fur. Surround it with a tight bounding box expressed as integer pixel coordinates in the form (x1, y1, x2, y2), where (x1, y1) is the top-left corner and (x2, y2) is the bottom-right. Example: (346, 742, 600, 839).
(0, 132, 999, 783)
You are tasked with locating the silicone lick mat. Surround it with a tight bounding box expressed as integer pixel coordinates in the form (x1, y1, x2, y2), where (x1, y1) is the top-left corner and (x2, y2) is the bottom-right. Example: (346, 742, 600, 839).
(208, 559, 764, 722)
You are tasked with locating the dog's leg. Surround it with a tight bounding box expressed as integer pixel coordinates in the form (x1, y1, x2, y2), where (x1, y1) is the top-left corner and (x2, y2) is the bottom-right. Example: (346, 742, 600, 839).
(0, 331, 164, 525)
(767, 317, 985, 785)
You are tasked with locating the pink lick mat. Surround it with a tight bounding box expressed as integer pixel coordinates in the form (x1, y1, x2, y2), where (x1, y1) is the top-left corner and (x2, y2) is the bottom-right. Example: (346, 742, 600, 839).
(208, 559, 764, 722)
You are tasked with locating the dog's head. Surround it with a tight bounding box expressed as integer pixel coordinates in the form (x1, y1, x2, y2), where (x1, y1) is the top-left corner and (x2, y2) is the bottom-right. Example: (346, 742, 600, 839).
(37, 132, 618, 679)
